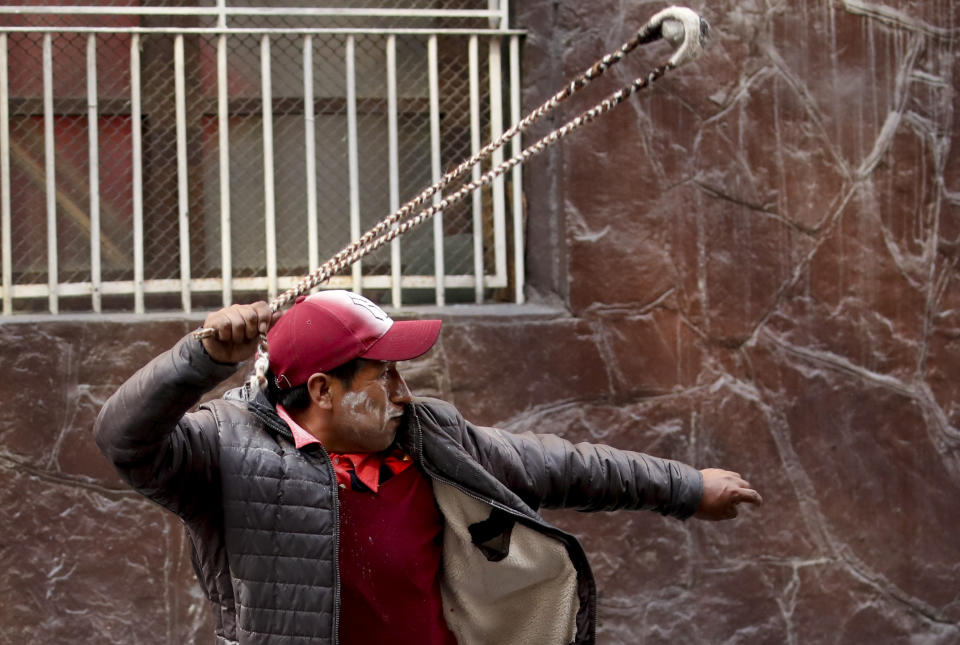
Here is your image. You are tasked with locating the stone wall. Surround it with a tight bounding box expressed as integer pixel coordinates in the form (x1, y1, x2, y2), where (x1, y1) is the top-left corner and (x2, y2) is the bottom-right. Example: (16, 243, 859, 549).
(514, 1, 960, 641)
(2, 1, 959, 643)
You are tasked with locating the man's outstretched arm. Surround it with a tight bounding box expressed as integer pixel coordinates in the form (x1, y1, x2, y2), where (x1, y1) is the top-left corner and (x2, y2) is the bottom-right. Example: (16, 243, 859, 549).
(446, 410, 761, 521)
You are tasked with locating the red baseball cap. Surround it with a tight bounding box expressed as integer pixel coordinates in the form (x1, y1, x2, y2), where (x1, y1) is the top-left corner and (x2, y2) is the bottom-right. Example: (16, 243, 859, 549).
(267, 290, 442, 389)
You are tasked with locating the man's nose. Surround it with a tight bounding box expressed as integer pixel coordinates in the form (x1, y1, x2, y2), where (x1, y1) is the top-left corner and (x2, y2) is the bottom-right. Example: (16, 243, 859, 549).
(390, 373, 412, 405)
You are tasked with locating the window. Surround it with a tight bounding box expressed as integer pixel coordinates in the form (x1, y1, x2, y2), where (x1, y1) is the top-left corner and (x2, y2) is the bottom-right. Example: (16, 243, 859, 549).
(0, 1, 524, 313)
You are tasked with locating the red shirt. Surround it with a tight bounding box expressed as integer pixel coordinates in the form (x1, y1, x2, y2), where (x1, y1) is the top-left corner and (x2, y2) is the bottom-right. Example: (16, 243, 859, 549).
(337, 464, 457, 644)
(276, 404, 457, 644)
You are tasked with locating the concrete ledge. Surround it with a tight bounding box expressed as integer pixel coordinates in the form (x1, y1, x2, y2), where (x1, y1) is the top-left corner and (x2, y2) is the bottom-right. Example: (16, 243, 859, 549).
(0, 303, 571, 326)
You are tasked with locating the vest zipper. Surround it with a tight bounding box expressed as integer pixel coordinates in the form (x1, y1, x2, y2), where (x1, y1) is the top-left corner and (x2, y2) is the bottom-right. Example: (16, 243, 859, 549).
(313, 444, 342, 645)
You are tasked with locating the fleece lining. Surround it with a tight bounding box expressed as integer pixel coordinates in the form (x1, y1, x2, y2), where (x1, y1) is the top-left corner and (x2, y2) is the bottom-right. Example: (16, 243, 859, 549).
(434, 481, 579, 645)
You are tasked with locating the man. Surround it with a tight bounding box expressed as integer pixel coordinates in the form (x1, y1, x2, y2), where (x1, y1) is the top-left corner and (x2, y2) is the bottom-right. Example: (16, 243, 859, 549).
(95, 290, 761, 645)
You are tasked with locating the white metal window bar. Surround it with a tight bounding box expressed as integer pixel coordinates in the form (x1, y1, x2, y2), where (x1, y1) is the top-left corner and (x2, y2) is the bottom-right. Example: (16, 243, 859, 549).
(218, 31, 232, 308)
(0, 33, 11, 315)
(43, 33, 57, 314)
(0, 3, 524, 314)
(130, 34, 145, 314)
(261, 33, 278, 303)
(174, 34, 191, 313)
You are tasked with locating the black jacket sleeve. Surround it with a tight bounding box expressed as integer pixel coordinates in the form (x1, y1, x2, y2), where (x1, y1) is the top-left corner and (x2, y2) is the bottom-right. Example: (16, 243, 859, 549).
(423, 399, 703, 519)
(93, 334, 239, 520)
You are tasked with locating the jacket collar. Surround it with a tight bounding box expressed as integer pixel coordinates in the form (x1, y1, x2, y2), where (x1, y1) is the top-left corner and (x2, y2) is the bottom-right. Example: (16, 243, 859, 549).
(224, 383, 294, 442)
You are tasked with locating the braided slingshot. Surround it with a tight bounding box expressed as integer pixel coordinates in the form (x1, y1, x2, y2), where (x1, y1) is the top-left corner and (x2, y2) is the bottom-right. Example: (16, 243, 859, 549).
(194, 6, 708, 390)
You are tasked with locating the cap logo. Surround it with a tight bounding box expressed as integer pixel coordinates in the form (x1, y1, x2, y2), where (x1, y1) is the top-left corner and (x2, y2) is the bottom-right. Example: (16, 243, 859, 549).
(349, 294, 389, 321)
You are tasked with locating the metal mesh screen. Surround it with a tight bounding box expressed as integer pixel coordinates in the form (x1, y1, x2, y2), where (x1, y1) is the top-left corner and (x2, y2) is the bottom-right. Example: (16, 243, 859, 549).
(0, 1, 521, 313)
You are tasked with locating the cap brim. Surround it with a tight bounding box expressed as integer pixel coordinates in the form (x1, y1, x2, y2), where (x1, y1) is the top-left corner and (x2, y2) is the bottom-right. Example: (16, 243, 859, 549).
(361, 319, 442, 362)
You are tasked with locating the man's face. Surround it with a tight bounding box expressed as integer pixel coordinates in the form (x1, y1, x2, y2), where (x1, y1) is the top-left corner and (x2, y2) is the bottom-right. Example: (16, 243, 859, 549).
(327, 359, 412, 453)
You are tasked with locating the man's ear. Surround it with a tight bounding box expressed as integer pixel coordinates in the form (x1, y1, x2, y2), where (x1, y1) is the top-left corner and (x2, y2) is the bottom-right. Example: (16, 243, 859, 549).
(306, 373, 334, 410)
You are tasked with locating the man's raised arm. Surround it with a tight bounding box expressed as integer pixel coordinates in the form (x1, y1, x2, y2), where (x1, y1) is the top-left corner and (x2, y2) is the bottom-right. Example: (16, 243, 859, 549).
(93, 301, 277, 518)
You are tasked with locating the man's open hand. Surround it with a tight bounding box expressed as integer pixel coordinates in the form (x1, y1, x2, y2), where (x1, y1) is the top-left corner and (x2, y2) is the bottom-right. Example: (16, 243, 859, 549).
(200, 301, 279, 364)
(694, 468, 763, 521)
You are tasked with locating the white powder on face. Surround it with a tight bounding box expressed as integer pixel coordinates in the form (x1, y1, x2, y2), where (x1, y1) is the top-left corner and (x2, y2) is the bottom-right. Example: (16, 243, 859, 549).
(336, 383, 401, 452)
(340, 390, 387, 428)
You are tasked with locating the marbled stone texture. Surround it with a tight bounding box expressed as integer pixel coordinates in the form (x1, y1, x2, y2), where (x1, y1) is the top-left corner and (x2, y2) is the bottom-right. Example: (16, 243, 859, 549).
(2, 0, 959, 643)
(515, 0, 960, 641)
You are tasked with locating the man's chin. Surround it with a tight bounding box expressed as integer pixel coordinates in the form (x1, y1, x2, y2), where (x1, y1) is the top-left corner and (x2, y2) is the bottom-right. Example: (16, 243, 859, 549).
(369, 428, 398, 453)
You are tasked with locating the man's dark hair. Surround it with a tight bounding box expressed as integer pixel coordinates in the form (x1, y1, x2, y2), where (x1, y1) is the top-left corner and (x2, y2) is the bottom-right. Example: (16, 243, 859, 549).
(265, 358, 363, 409)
